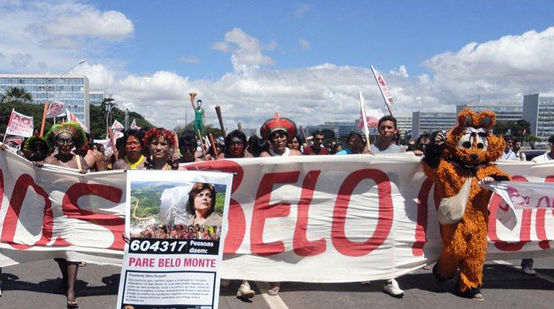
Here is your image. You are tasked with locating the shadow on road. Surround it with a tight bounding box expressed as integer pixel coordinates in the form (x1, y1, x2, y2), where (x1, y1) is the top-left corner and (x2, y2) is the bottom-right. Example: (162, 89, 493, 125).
(0, 272, 120, 297)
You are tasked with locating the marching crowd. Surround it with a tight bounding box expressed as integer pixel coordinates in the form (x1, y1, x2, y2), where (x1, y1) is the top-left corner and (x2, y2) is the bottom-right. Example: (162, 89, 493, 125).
(1, 111, 553, 307)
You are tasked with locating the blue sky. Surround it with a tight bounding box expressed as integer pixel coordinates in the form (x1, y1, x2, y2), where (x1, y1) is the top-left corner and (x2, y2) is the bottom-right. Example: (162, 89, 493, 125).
(1, 0, 554, 129)
(90, 0, 554, 78)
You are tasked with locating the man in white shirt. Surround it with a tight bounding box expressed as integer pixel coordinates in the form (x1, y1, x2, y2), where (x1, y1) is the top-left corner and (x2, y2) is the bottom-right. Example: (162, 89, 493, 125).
(531, 135, 554, 163)
(500, 136, 517, 160)
(364, 116, 404, 298)
(370, 115, 402, 154)
(513, 139, 526, 161)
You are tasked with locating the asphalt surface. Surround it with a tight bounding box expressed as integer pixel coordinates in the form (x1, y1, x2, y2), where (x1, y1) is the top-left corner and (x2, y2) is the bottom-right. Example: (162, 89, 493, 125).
(1, 257, 553, 309)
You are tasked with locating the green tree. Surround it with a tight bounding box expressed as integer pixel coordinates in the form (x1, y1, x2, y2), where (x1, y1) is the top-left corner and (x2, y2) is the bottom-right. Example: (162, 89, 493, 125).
(493, 120, 531, 140)
(0, 87, 33, 104)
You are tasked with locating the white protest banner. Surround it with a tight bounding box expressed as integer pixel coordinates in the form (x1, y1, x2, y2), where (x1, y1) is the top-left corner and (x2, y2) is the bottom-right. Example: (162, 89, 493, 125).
(482, 181, 554, 210)
(5, 109, 34, 137)
(65, 108, 89, 132)
(116, 170, 232, 309)
(1, 152, 554, 282)
(0, 150, 125, 267)
(112, 119, 124, 132)
(45, 101, 66, 118)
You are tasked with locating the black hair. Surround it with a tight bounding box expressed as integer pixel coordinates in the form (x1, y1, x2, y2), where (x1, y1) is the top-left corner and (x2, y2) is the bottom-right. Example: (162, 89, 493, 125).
(312, 129, 324, 138)
(117, 129, 146, 156)
(549, 135, 554, 144)
(225, 130, 247, 151)
(179, 130, 197, 151)
(378, 115, 397, 129)
(247, 135, 268, 157)
(346, 132, 365, 144)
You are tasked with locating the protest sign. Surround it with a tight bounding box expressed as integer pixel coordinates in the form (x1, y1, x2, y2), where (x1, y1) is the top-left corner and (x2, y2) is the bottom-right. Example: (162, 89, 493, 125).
(65, 108, 89, 132)
(0, 152, 553, 283)
(117, 170, 232, 309)
(5, 109, 34, 138)
(112, 119, 125, 132)
(45, 101, 66, 118)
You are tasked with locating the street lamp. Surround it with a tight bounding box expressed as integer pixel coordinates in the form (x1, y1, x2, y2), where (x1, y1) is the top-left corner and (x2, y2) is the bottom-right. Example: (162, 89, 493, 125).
(60, 59, 86, 78)
(104, 97, 115, 136)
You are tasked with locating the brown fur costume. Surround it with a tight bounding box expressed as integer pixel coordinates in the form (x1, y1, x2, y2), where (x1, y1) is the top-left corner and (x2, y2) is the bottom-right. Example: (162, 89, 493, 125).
(422, 109, 510, 298)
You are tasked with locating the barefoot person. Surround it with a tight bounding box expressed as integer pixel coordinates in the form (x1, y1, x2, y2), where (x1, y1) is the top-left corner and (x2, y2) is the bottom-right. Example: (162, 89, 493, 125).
(44, 122, 89, 308)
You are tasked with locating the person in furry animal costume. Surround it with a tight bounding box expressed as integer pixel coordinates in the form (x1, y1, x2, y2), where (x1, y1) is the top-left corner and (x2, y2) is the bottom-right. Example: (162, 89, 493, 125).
(422, 109, 510, 300)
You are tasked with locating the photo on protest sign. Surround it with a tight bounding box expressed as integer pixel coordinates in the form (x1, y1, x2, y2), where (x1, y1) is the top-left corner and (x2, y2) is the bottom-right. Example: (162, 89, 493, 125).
(117, 170, 233, 309)
(129, 179, 226, 241)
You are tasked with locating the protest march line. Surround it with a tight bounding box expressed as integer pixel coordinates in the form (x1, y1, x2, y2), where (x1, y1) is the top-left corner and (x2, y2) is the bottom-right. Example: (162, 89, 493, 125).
(1, 151, 554, 283)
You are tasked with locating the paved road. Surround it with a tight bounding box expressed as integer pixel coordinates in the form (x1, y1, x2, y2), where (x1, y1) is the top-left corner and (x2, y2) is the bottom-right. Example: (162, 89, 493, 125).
(1, 257, 553, 309)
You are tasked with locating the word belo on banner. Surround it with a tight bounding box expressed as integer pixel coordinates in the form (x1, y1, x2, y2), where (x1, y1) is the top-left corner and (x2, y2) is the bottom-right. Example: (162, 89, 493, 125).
(0, 151, 554, 282)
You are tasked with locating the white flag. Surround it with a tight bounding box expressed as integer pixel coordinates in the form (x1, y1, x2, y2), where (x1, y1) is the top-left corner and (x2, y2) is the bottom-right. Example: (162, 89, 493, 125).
(370, 66, 395, 108)
(5, 109, 34, 137)
(65, 108, 88, 132)
(45, 101, 66, 118)
(111, 119, 124, 132)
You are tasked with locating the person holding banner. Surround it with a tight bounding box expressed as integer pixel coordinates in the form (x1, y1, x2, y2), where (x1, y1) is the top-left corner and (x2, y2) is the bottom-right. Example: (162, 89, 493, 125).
(177, 130, 201, 163)
(21, 135, 50, 163)
(223, 130, 251, 159)
(43, 122, 89, 308)
(370, 115, 402, 154)
(113, 129, 147, 170)
(259, 115, 302, 157)
(143, 128, 179, 170)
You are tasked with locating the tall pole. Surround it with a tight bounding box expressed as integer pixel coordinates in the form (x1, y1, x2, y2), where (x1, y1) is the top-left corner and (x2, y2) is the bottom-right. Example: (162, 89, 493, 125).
(188, 92, 197, 129)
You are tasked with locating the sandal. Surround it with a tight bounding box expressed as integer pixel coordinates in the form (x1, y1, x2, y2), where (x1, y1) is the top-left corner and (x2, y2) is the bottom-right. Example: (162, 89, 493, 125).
(67, 298, 79, 308)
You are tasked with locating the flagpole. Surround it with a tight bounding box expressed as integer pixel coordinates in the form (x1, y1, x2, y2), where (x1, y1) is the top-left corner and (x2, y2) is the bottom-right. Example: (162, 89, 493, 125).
(370, 66, 394, 117)
(39, 101, 49, 137)
(359, 91, 372, 149)
(2, 108, 14, 143)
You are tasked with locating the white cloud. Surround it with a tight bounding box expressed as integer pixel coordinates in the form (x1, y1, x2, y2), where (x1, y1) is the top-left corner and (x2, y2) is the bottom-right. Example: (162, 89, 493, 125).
(178, 56, 200, 64)
(213, 27, 276, 72)
(298, 38, 311, 50)
(2, 4, 554, 134)
(44, 10, 134, 39)
(0, 0, 133, 73)
(389, 65, 408, 78)
(96, 26, 554, 130)
(293, 4, 310, 17)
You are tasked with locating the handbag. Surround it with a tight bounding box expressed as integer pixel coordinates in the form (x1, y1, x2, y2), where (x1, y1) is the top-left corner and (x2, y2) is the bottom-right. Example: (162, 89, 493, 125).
(437, 177, 472, 224)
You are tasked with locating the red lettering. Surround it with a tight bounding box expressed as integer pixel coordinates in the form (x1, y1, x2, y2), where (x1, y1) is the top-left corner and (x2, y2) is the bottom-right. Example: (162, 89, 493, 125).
(412, 178, 434, 256)
(293, 170, 326, 256)
(331, 169, 393, 257)
(488, 175, 530, 251)
(1, 174, 53, 250)
(58, 183, 124, 250)
(183, 160, 246, 254)
(251, 171, 300, 256)
(535, 176, 554, 249)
